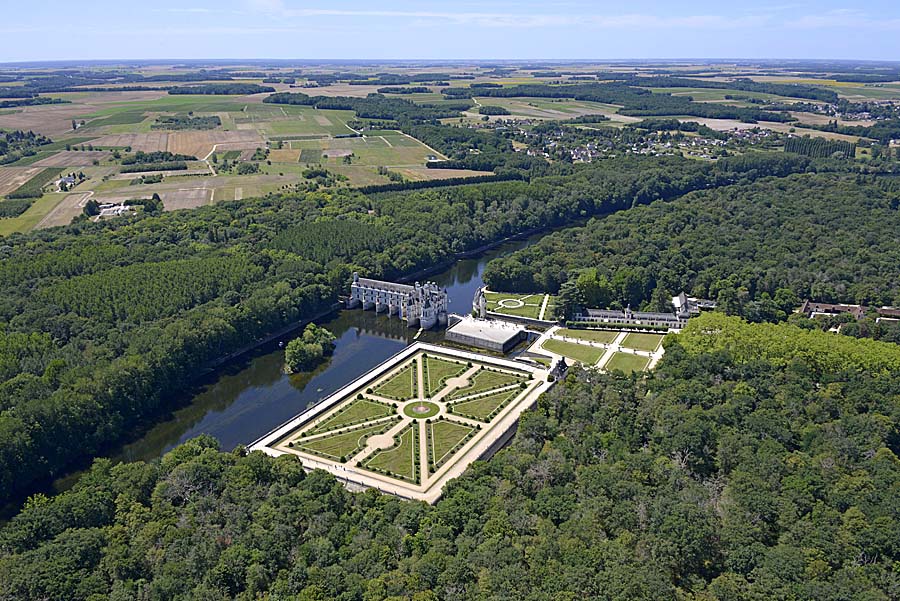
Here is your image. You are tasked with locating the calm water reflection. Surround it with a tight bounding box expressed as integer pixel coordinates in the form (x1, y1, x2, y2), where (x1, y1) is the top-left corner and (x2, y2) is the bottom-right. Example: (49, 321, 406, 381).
(58, 231, 546, 485)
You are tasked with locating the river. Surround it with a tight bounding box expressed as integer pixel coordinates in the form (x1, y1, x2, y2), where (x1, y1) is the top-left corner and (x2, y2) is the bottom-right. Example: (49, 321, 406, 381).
(46, 232, 545, 494)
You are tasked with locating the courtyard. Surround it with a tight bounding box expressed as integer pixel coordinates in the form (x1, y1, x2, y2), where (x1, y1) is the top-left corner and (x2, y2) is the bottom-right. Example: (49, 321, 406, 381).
(531, 326, 667, 373)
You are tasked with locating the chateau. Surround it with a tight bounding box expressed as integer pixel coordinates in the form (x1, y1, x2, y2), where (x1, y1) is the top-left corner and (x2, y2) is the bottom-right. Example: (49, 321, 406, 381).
(348, 273, 448, 329)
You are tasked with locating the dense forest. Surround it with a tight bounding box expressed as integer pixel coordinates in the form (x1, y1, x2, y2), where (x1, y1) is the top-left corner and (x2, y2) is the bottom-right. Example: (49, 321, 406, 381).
(483, 172, 900, 314)
(0, 152, 811, 504)
(1, 313, 897, 600)
(784, 136, 856, 159)
(620, 75, 840, 102)
(264, 92, 472, 121)
(1, 63, 900, 599)
(168, 84, 275, 95)
(151, 115, 222, 130)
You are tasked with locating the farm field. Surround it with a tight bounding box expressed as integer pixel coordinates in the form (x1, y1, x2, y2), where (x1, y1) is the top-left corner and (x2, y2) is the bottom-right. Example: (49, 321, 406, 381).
(644, 87, 798, 103)
(0, 193, 69, 236)
(0, 166, 42, 196)
(287, 132, 443, 166)
(473, 97, 622, 120)
(0, 83, 501, 233)
(259, 344, 547, 501)
(603, 352, 650, 374)
(3, 61, 895, 238)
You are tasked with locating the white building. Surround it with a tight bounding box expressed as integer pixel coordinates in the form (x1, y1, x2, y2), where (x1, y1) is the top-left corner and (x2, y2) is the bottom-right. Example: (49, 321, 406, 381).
(445, 316, 525, 353)
(348, 273, 448, 329)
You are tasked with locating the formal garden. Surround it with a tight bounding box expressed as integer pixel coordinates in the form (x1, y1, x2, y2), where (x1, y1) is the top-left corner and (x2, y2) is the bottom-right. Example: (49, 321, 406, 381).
(265, 345, 545, 495)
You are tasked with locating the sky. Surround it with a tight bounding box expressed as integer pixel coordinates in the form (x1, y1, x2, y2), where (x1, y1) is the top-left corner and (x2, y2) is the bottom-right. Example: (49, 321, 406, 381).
(1, 0, 899, 63)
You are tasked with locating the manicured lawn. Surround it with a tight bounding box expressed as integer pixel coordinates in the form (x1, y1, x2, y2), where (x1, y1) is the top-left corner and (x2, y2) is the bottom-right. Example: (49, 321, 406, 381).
(604, 352, 650, 374)
(428, 420, 474, 466)
(306, 398, 393, 435)
(373, 363, 417, 400)
(365, 424, 418, 482)
(447, 368, 525, 400)
(530, 355, 552, 367)
(423, 355, 467, 397)
(557, 328, 618, 344)
(296, 421, 394, 460)
(449, 388, 519, 422)
(541, 338, 605, 365)
(621, 332, 664, 352)
(484, 291, 544, 319)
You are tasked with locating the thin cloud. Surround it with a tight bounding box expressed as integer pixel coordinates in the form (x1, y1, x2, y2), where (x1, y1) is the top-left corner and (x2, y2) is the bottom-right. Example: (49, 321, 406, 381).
(790, 9, 900, 30)
(244, 1, 770, 29)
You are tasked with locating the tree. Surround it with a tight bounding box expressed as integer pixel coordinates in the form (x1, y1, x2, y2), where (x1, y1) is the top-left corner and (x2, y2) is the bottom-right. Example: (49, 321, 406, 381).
(284, 324, 336, 373)
(556, 280, 585, 321)
(83, 200, 99, 217)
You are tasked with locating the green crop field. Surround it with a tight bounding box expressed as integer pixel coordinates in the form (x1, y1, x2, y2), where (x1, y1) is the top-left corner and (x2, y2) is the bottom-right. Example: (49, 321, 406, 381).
(252, 107, 357, 137)
(621, 332, 664, 352)
(449, 388, 519, 422)
(604, 352, 650, 374)
(447, 368, 525, 400)
(0, 193, 67, 236)
(428, 420, 474, 466)
(424, 355, 467, 397)
(541, 338, 605, 365)
(306, 398, 393, 436)
(5, 151, 55, 167)
(373, 363, 418, 400)
(5, 167, 64, 199)
(644, 87, 792, 102)
(86, 111, 148, 129)
(364, 424, 418, 482)
(298, 148, 321, 162)
(287, 133, 441, 166)
(556, 328, 618, 344)
(295, 421, 395, 460)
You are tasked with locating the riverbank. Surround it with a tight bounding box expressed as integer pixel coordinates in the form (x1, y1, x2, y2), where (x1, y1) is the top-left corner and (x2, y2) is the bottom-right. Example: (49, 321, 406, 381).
(1, 225, 559, 521)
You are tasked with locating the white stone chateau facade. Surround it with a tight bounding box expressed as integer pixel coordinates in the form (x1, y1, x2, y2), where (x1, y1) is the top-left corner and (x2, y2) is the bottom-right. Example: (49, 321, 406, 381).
(348, 273, 448, 329)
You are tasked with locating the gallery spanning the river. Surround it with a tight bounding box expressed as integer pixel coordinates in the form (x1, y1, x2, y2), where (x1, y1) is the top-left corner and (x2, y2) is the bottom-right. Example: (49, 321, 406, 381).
(347, 272, 449, 329)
